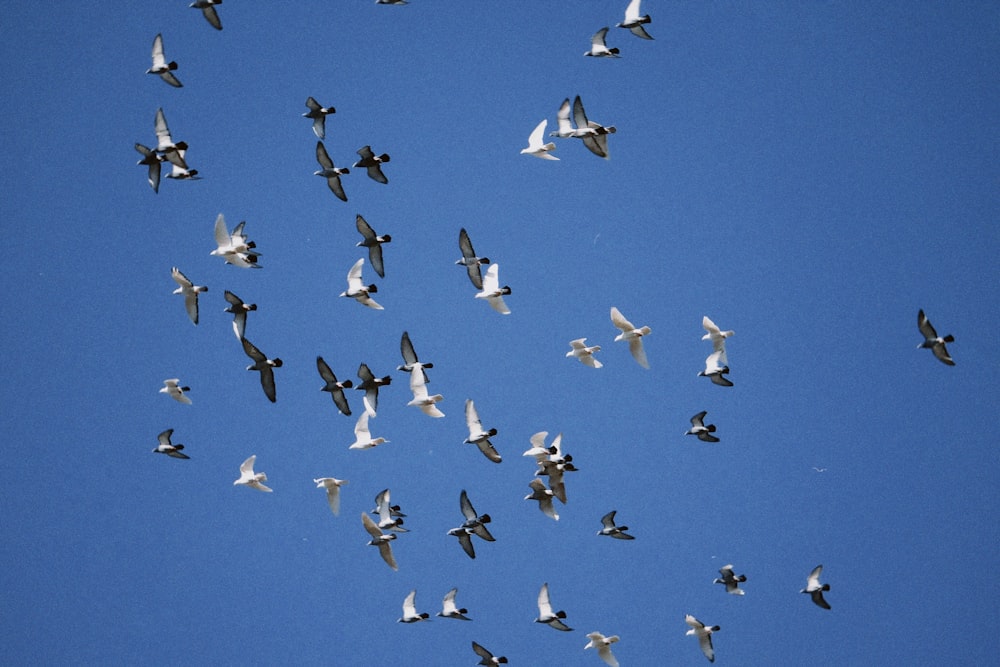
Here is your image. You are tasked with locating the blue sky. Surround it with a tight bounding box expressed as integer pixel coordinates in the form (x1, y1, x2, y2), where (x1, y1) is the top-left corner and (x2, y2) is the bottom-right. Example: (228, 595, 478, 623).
(2, 1, 998, 664)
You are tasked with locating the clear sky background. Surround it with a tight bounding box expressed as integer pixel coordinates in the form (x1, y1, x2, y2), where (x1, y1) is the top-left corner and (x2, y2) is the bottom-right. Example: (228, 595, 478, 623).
(2, 2, 998, 665)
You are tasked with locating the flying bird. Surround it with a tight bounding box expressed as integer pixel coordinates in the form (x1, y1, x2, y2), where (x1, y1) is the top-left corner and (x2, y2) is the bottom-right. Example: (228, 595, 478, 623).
(702, 316, 735, 364)
(437, 588, 471, 621)
(407, 363, 445, 418)
(535, 583, 572, 631)
(525, 479, 560, 520)
(190, 0, 223, 30)
(372, 489, 407, 532)
(585, 631, 621, 667)
(360, 512, 398, 571)
(610, 306, 651, 368)
(464, 399, 501, 463)
(617, 0, 653, 40)
(316, 356, 353, 415)
(356, 362, 391, 416)
(476, 264, 512, 315)
(224, 290, 257, 340)
(171, 267, 207, 325)
(449, 489, 494, 559)
(698, 350, 733, 387)
(686, 411, 720, 442)
(348, 411, 388, 450)
(713, 564, 747, 595)
(685, 615, 720, 662)
(567, 338, 603, 368)
(801, 564, 831, 609)
(398, 330, 432, 383)
(398, 589, 430, 623)
(152, 428, 189, 459)
(585, 27, 621, 58)
(520, 119, 559, 160)
(551, 97, 616, 158)
(159, 378, 192, 405)
(303, 97, 335, 139)
(164, 150, 200, 180)
(456, 228, 490, 290)
(597, 510, 634, 540)
(241, 337, 282, 403)
(134, 143, 165, 193)
(314, 141, 350, 202)
(147, 33, 182, 87)
(154, 108, 188, 168)
(355, 214, 391, 278)
(211, 215, 260, 268)
(313, 477, 348, 516)
(340, 258, 382, 310)
(233, 455, 271, 492)
(472, 641, 507, 666)
(354, 145, 390, 184)
(917, 309, 955, 365)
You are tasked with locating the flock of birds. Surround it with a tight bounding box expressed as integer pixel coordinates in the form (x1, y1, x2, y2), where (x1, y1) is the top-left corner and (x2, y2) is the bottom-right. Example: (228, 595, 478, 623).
(138, 1, 960, 664)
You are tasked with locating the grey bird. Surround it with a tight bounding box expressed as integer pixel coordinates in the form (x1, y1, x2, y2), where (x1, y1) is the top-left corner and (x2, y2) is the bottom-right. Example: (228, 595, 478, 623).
(801, 564, 831, 609)
(598, 510, 634, 539)
(153, 428, 189, 459)
(223, 290, 257, 340)
(303, 97, 335, 139)
(686, 411, 720, 442)
(190, 0, 223, 30)
(713, 564, 747, 595)
(314, 141, 349, 202)
(437, 587, 471, 621)
(917, 309, 955, 365)
(361, 512, 398, 571)
(241, 337, 282, 403)
(356, 362, 391, 416)
(617, 0, 653, 40)
(147, 33, 182, 87)
(134, 143, 165, 193)
(449, 488, 495, 558)
(356, 214, 391, 278)
(354, 145, 390, 184)
(535, 582, 572, 631)
(456, 227, 490, 290)
(171, 267, 207, 325)
(525, 479, 559, 521)
(685, 615, 719, 662)
(316, 356, 353, 416)
(464, 399, 502, 463)
(472, 641, 508, 665)
(398, 330, 432, 383)
(372, 488, 407, 532)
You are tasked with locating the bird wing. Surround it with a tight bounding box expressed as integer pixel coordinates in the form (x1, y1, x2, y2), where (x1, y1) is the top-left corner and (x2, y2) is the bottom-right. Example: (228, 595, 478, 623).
(455, 529, 476, 558)
(537, 583, 553, 616)
(917, 309, 937, 339)
(572, 96, 591, 129)
(628, 338, 649, 369)
(157, 429, 174, 447)
(609, 306, 635, 332)
(475, 438, 502, 463)
(481, 264, 500, 292)
(355, 213, 376, 240)
(201, 5, 222, 30)
(459, 489, 477, 521)
(258, 365, 276, 402)
(354, 411, 372, 439)
(346, 258, 365, 290)
(239, 455, 256, 477)
(315, 141, 333, 169)
(378, 541, 398, 570)
(554, 98, 574, 135)
(155, 107, 173, 149)
(527, 118, 548, 149)
(241, 337, 266, 363)
(592, 27, 610, 49)
(327, 173, 347, 202)
(624, 0, 642, 22)
(464, 399, 482, 436)
(600, 510, 617, 530)
(932, 342, 955, 365)
(402, 589, 418, 617)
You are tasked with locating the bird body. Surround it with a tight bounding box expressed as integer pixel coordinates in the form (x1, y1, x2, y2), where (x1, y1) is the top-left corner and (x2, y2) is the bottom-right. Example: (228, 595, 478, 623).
(567, 338, 603, 368)
(686, 411, 720, 442)
(349, 411, 388, 450)
(355, 214, 390, 277)
(685, 614, 719, 662)
(153, 428, 189, 459)
(535, 583, 572, 631)
(398, 589, 430, 623)
(407, 363, 444, 418)
(356, 363, 391, 416)
(585, 631, 621, 667)
(303, 97, 335, 139)
(171, 267, 207, 325)
(520, 119, 559, 160)
(354, 145, 390, 183)
(241, 337, 281, 403)
(525, 478, 559, 520)
(160, 378, 192, 405)
(617, 0, 653, 40)
(701, 316, 734, 364)
(147, 34, 182, 87)
(585, 27, 621, 58)
(314, 477, 348, 516)
(437, 588, 471, 620)
(316, 356, 353, 415)
(472, 641, 507, 665)
(610, 306, 651, 368)
(698, 350, 732, 386)
(917, 309, 955, 365)
(361, 512, 398, 570)
(234, 455, 271, 492)
(314, 141, 349, 202)
(224, 290, 257, 340)
(598, 510, 634, 539)
(476, 264, 511, 314)
(713, 564, 747, 595)
(456, 228, 490, 289)
(801, 564, 831, 609)
(464, 399, 501, 462)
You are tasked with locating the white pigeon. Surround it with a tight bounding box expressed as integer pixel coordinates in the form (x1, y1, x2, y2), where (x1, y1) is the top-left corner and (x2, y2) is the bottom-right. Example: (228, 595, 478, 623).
(702, 316, 734, 364)
(171, 267, 207, 325)
(437, 588, 471, 621)
(610, 306, 651, 368)
(154, 108, 188, 168)
(520, 119, 559, 160)
(361, 512, 398, 571)
(567, 338, 603, 368)
(801, 564, 831, 609)
(349, 411, 388, 450)
(698, 350, 733, 387)
(315, 141, 349, 202)
(464, 399, 501, 463)
(617, 0, 653, 40)
(303, 97, 336, 139)
(147, 33, 182, 87)
(685, 615, 720, 662)
(535, 583, 572, 631)
(159, 378, 192, 405)
(211, 214, 261, 268)
(339, 258, 383, 310)
(475, 264, 511, 314)
(314, 477, 348, 516)
(190, 0, 223, 30)
(585, 27, 621, 58)
(407, 363, 445, 418)
(234, 455, 272, 492)
(398, 589, 430, 623)
(585, 632, 621, 667)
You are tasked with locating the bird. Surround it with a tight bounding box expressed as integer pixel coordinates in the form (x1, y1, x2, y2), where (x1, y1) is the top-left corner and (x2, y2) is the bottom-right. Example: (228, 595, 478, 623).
(585, 27, 621, 58)
(348, 411, 388, 450)
(567, 338, 603, 368)
(355, 362, 391, 416)
(303, 97, 335, 139)
(240, 337, 282, 403)
(464, 399, 501, 463)
(585, 631, 621, 667)
(164, 150, 200, 180)
(801, 564, 831, 609)
(597, 510, 634, 540)
(190, 0, 222, 30)
(447, 526, 477, 559)
(525, 479, 560, 520)
(685, 615, 720, 662)
(154, 108, 189, 168)
(223, 291, 257, 340)
(472, 641, 508, 665)
(437, 588, 471, 621)
(159, 379, 192, 405)
(314, 141, 349, 202)
(698, 350, 733, 387)
(617, 0, 653, 40)
(355, 214, 391, 278)
(476, 264, 511, 315)
(686, 411, 720, 442)
(171, 267, 207, 325)
(316, 356, 353, 416)
(610, 306, 651, 368)
(152, 428, 189, 459)
(134, 143, 165, 193)
(313, 477, 348, 516)
(398, 589, 430, 623)
(360, 512, 398, 571)
(527, 432, 575, 503)
(398, 330, 432, 383)
(407, 363, 445, 418)
(147, 33, 182, 87)
(702, 316, 735, 364)
(211, 216, 260, 268)
(339, 258, 383, 310)
(917, 309, 955, 365)
(535, 583, 572, 631)
(354, 145, 390, 184)
(376, 0, 409, 5)
(713, 565, 747, 595)
(551, 97, 616, 159)
(372, 489, 407, 532)
(456, 228, 491, 290)
(459, 489, 496, 542)
(233, 455, 272, 492)
(520, 119, 559, 160)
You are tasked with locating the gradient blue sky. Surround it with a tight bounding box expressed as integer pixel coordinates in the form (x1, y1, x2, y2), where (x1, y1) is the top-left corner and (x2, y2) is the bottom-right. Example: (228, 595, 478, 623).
(2, 2, 998, 665)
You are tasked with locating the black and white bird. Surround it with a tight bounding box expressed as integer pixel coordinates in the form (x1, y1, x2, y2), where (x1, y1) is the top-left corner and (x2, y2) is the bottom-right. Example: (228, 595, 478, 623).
(164, 150, 200, 181)
(134, 143, 165, 193)
(356, 363, 392, 416)
(597, 510, 634, 540)
(407, 363, 444, 418)
(348, 411, 388, 450)
(314, 141, 349, 202)
(698, 350, 733, 387)
(241, 337, 282, 403)
(551, 97, 617, 159)
(617, 0, 653, 40)
(456, 228, 491, 289)
(171, 267, 207, 325)
(713, 564, 747, 595)
(464, 399, 501, 463)
(361, 512, 398, 571)
(685, 615, 720, 662)
(801, 564, 831, 609)
(153, 428, 189, 459)
(686, 411, 720, 443)
(154, 108, 189, 168)
(147, 33, 182, 87)
(211, 214, 261, 269)
(437, 588, 471, 621)
(339, 258, 382, 310)
(313, 477, 348, 516)
(584, 27, 621, 58)
(355, 214, 391, 278)
(476, 264, 512, 315)
(702, 316, 735, 365)
(585, 631, 621, 667)
(372, 489, 407, 532)
(303, 97, 336, 139)
(159, 379, 192, 405)
(520, 119, 559, 160)
(472, 641, 508, 666)
(610, 306, 651, 368)
(535, 583, 572, 631)
(190, 0, 223, 30)
(354, 145, 390, 184)
(459, 489, 496, 542)
(398, 590, 430, 623)
(917, 309, 955, 365)
(233, 455, 271, 492)
(316, 356, 353, 416)
(398, 330, 432, 382)
(526, 479, 560, 520)
(223, 291, 257, 340)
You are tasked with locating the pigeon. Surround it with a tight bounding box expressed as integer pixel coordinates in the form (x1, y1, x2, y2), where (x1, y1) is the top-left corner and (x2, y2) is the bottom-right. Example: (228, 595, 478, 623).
(372, 489, 407, 532)
(525, 479, 560, 520)
(152, 428, 189, 459)
(241, 337, 282, 403)
(348, 411, 388, 450)
(234, 455, 271, 492)
(339, 258, 383, 310)
(447, 526, 478, 559)
(303, 97, 335, 139)
(407, 363, 444, 418)
(164, 149, 200, 180)
(360, 512, 398, 571)
(617, 0, 653, 40)
(472, 641, 508, 666)
(464, 399, 501, 463)
(313, 477, 348, 516)
(567, 338, 603, 368)
(354, 145, 390, 184)
(398, 330, 432, 383)
(551, 97, 616, 158)
(702, 316, 735, 364)
(527, 432, 575, 503)
(355, 214, 390, 278)
(520, 119, 559, 160)
(147, 33, 182, 87)
(584, 27, 621, 58)
(685, 615, 719, 662)
(476, 264, 512, 315)
(134, 143, 165, 193)
(154, 108, 188, 168)
(211, 216, 259, 268)
(190, 0, 222, 30)
(224, 291, 257, 340)
(535, 583, 572, 631)
(801, 564, 831, 609)
(437, 588, 471, 621)
(917, 309, 955, 365)
(356, 363, 391, 416)
(159, 379, 192, 405)
(714, 564, 747, 595)
(610, 306, 651, 368)
(459, 489, 495, 542)
(398, 589, 430, 623)
(314, 141, 350, 202)
(456, 228, 490, 290)
(597, 510, 634, 540)
(585, 632, 621, 667)
(686, 411, 720, 442)
(316, 356, 353, 416)
(698, 350, 733, 387)
(171, 267, 207, 325)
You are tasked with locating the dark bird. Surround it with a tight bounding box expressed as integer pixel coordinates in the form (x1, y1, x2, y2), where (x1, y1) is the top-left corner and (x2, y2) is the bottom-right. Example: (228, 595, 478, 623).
(361, 512, 398, 571)
(685, 411, 720, 442)
(241, 337, 282, 403)
(153, 428, 189, 459)
(398, 330, 432, 383)
(713, 564, 747, 595)
(190, 0, 223, 30)
(354, 145, 390, 184)
(303, 97, 335, 139)
(355, 214, 391, 278)
(134, 143, 165, 193)
(356, 363, 391, 416)
(316, 356, 353, 415)
(597, 510, 634, 540)
(314, 141, 349, 202)
(801, 564, 831, 609)
(456, 228, 490, 290)
(472, 641, 508, 666)
(917, 309, 955, 365)
(223, 290, 257, 340)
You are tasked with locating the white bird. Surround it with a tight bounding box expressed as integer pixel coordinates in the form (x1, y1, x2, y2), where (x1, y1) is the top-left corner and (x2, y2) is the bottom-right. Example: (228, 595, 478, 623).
(526, 432, 574, 503)
(567, 338, 603, 368)
(456, 228, 490, 290)
(464, 399, 501, 463)
(241, 337, 282, 403)
(316, 356, 353, 416)
(313, 477, 348, 516)
(147, 33, 182, 87)
(698, 350, 733, 387)
(152, 428, 189, 459)
(354, 145, 390, 184)
(520, 119, 559, 160)
(917, 309, 955, 365)
(159, 378, 192, 405)
(349, 411, 388, 450)
(314, 141, 349, 202)
(610, 306, 651, 368)
(398, 589, 430, 623)
(134, 143, 165, 193)
(437, 588, 471, 621)
(223, 291, 257, 341)
(585, 27, 621, 58)
(801, 564, 831, 609)
(339, 258, 383, 310)
(685, 615, 720, 662)
(210, 214, 261, 268)
(356, 362, 391, 416)
(154, 108, 188, 168)
(597, 510, 634, 540)
(475, 264, 511, 315)
(355, 214, 390, 278)
(360, 512, 398, 571)
(617, 0, 653, 40)
(526, 479, 560, 520)
(190, 0, 223, 30)
(303, 97, 336, 139)
(407, 363, 445, 418)
(686, 411, 720, 442)
(372, 488, 407, 532)
(713, 564, 747, 595)
(472, 641, 508, 665)
(171, 267, 207, 325)
(702, 316, 735, 364)
(234, 455, 271, 492)
(585, 631, 621, 667)
(535, 583, 572, 631)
